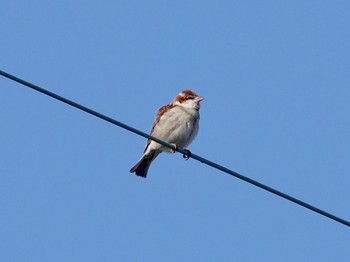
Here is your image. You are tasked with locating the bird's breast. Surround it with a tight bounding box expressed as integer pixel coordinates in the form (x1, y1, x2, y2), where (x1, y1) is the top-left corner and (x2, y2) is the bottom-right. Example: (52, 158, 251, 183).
(152, 107, 200, 149)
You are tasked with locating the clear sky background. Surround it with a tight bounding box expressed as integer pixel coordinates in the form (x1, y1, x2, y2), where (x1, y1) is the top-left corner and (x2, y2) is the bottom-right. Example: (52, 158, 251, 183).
(1, 1, 350, 261)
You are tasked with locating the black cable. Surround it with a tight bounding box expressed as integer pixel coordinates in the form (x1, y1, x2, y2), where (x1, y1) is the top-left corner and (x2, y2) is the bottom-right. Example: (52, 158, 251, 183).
(1, 69, 349, 228)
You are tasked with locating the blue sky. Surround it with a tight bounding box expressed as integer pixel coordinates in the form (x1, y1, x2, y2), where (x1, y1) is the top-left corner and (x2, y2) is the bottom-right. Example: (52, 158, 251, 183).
(1, 1, 350, 261)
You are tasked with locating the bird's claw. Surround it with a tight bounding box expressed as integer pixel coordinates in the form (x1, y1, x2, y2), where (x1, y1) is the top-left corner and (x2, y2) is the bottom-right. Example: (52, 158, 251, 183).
(170, 144, 178, 153)
(183, 149, 192, 160)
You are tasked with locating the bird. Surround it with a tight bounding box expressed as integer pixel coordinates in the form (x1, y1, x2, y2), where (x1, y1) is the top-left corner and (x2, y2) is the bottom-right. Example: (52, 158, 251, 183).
(130, 90, 204, 178)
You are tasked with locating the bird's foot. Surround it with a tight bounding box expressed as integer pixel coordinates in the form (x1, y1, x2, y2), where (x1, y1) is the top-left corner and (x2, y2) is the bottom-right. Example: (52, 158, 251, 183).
(183, 149, 192, 160)
(170, 143, 178, 153)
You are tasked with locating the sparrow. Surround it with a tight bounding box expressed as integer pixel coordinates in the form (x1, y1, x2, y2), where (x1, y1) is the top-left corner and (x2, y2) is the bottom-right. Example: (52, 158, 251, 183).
(130, 90, 204, 178)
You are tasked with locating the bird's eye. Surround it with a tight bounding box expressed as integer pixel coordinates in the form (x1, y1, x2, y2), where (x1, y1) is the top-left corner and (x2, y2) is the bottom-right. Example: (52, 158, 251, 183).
(186, 95, 195, 100)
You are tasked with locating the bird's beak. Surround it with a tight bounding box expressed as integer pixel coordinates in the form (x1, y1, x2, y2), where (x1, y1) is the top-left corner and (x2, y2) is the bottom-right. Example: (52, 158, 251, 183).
(195, 96, 204, 102)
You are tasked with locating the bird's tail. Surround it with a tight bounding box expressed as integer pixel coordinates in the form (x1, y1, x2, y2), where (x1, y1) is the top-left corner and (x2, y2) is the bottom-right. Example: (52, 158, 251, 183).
(129, 151, 158, 178)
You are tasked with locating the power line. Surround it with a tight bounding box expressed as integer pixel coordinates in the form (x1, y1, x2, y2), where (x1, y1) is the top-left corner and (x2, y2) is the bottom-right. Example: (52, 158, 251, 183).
(1, 69, 349, 228)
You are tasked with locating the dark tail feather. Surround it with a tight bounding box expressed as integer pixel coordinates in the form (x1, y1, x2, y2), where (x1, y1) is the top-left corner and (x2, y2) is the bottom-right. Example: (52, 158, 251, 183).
(129, 152, 156, 178)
